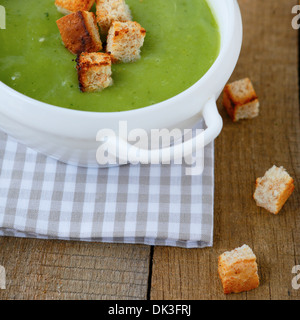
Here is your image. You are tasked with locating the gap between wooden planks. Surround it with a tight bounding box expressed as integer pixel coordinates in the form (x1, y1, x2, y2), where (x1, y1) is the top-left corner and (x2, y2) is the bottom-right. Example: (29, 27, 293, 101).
(150, 0, 300, 300)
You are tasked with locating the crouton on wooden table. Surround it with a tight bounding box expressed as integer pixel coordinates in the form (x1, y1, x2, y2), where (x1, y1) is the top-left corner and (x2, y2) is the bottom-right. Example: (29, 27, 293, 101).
(106, 21, 146, 63)
(96, 0, 132, 34)
(76, 52, 113, 92)
(223, 78, 260, 122)
(56, 11, 102, 55)
(218, 245, 260, 294)
(55, 0, 95, 15)
(253, 166, 295, 214)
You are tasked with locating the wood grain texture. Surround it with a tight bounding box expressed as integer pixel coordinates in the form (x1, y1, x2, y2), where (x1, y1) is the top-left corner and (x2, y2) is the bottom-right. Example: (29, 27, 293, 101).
(150, 0, 300, 300)
(0, 238, 150, 300)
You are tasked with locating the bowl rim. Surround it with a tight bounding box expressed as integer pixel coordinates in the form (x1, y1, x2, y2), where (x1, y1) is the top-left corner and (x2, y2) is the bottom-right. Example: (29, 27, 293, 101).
(0, 0, 237, 118)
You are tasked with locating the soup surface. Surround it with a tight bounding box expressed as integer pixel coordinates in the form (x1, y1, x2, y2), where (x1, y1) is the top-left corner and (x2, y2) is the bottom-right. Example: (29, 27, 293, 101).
(0, 0, 220, 112)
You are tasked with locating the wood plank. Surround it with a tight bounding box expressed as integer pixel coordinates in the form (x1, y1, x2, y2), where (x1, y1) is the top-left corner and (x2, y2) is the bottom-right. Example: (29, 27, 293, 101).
(0, 237, 150, 300)
(150, 0, 300, 300)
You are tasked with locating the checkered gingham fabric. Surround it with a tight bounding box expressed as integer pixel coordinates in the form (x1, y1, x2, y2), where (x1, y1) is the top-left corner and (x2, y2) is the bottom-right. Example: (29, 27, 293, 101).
(0, 122, 214, 248)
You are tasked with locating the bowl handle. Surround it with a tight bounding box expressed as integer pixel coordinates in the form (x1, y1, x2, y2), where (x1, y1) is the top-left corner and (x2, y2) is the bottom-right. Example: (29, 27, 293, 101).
(99, 97, 223, 165)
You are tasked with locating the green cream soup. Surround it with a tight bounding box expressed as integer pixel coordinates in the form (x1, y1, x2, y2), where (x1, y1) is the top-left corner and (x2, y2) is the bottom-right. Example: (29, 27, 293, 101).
(0, 0, 220, 112)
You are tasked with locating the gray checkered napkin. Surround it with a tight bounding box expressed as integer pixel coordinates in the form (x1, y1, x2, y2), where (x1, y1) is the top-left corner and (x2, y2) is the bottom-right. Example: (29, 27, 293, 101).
(0, 121, 214, 248)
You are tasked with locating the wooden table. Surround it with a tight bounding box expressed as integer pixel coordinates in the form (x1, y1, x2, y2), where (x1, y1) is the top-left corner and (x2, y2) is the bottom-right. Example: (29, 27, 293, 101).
(0, 0, 299, 300)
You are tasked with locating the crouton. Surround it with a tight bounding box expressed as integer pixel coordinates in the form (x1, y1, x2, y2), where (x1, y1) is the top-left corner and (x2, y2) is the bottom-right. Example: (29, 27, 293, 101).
(56, 11, 102, 55)
(218, 245, 260, 294)
(76, 52, 113, 92)
(223, 78, 260, 122)
(95, 0, 132, 34)
(253, 165, 294, 214)
(106, 21, 146, 63)
(55, 0, 95, 15)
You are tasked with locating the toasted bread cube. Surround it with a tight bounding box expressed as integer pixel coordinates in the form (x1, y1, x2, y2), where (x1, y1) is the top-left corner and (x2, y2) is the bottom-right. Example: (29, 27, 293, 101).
(55, 0, 95, 15)
(56, 11, 102, 55)
(218, 245, 259, 294)
(96, 0, 132, 34)
(223, 78, 260, 122)
(106, 21, 146, 63)
(253, 166, 294, 214)
(76, 52, 113, 92)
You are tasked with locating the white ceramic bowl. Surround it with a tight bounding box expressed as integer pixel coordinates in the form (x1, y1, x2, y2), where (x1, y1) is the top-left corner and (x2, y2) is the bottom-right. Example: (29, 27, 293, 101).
(0, 0, 243, 167)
